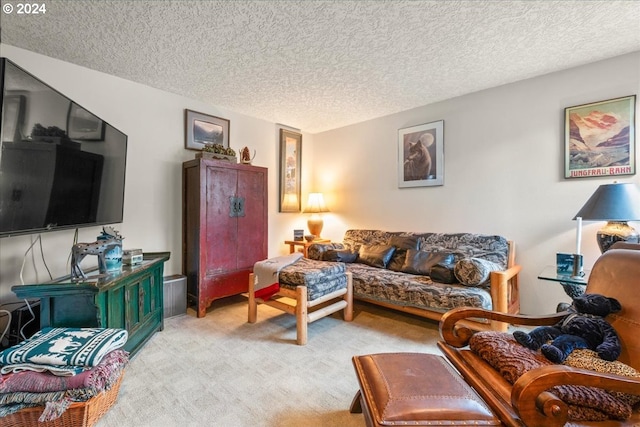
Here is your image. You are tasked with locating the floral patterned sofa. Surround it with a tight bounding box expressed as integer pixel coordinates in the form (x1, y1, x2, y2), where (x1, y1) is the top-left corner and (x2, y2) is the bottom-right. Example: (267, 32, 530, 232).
(307, 229, 521, 331)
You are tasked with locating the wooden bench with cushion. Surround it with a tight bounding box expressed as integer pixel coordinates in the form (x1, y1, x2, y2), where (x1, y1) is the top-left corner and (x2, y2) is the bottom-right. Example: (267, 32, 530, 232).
(248, 258, 353, 345)
(350, 244, 640, 426)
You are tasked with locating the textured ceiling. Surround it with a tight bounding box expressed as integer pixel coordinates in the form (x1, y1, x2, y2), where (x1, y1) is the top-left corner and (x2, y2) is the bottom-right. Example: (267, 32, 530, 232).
(2, 1, 639, 133)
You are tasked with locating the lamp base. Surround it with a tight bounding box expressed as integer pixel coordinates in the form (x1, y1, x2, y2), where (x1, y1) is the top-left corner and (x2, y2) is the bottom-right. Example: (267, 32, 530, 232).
(597, 221, 639, 253)
(307, 217, 324, 239)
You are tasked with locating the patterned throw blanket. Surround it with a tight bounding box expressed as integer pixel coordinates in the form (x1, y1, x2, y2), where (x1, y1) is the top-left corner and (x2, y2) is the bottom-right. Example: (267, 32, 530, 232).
(0, 349, 128, 420)
(253, 253, 303, 299)
(469, 331, 633, 421)
(0, 327, 128, 376)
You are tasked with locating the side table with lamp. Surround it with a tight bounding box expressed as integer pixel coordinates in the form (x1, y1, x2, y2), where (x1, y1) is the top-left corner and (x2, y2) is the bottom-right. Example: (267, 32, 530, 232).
(542, 182, 640, 299)
(285, 193, 332, 257)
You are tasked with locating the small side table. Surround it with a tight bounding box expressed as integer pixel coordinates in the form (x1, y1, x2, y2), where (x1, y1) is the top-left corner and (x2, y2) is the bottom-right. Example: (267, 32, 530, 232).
(537, 265, 590, 298)
(285, 239, 331, 258)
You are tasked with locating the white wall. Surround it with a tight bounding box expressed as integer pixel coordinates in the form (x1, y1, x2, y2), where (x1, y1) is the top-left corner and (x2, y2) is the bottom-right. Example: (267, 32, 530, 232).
(0, 44, 310, 306)
(1, 44, 638, 318)
(312, 52, 640, 315)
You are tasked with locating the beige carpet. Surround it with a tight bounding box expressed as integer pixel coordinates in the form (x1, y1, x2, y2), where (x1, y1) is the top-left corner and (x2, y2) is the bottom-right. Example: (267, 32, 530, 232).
(97, 295, 442, 427)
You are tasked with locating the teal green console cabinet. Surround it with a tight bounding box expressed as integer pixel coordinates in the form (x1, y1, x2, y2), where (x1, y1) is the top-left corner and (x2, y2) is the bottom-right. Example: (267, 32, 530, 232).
(11, 252, 170, 356)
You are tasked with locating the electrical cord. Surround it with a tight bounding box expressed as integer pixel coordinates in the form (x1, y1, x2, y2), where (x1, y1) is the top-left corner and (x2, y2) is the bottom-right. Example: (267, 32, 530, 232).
(17, 233, 53, 284)
(19, 234, 42, 285)
(8, 230, 80, 344)
(0, 300, 39, 347)
(38, 233, 53, 280)
(19, 299, 36, 341)
(0, 309, 11, 347)
(14, 234, 51, 343)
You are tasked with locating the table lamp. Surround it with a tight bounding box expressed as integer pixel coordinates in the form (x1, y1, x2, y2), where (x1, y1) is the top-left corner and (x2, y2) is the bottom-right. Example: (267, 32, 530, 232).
(303, 193, 329, 238)
(573, 182, 640, 252)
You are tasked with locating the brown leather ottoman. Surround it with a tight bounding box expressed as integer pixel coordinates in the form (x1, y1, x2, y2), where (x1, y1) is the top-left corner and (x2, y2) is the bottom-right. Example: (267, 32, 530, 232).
(350, 353, 500, 426)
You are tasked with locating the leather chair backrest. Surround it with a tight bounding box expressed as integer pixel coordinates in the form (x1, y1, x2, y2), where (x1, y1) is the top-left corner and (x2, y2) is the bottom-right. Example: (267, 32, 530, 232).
(585, 247, 640, 369)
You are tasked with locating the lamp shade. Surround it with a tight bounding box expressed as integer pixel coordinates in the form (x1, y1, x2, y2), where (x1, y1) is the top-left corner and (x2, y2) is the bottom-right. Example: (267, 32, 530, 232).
(573, 183, 640, 221)
(303, 193, 330, 214)
(574, 182, 640, 252)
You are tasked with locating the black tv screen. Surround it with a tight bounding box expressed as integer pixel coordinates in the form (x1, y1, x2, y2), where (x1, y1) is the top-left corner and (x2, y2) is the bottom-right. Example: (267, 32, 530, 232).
(0, 58, 127, 237)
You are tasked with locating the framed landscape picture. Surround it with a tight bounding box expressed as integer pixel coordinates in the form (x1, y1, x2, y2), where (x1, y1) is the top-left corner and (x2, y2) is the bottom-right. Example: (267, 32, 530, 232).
(67, 103, 105, 141)
(279, 129, 302, 212)
(184, 109, 230, 150)
(398, 120, 444, 188)
(565, 95, 636, 179)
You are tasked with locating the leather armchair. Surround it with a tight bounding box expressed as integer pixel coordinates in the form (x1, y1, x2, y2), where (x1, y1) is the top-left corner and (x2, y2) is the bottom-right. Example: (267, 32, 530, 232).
(438, 245, 640, 426)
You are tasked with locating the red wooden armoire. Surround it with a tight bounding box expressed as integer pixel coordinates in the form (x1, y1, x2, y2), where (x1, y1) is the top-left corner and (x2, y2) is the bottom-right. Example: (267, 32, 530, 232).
(182, 158, 268, 317)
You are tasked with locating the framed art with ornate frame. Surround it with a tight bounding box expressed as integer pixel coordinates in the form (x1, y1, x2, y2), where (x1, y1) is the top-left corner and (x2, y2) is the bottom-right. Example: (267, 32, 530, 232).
(279, 128, 302, 212)
(398, 120, 444, 188)
(184, 109, 230, 150)
(565, 95, 636, 179)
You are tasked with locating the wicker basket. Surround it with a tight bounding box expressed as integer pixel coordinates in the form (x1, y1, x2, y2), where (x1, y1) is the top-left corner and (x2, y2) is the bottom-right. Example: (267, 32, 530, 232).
(2, 372, 124, 427)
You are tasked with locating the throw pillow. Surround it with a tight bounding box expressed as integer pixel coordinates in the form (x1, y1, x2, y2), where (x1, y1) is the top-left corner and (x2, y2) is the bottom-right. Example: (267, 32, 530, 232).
(323, 249, 358, 263)
(401, 250, 454, 276)
(564, 349, 640, 407)
(429, 262, 457, 283)
(454, 257, 502, 286)
(387, 235, 419, 271)
(357, 244, 396, 269)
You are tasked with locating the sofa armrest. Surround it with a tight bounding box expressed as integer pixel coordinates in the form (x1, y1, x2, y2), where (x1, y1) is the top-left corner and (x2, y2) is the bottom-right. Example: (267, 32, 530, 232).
(439, 307, 566, 348)
(487, 264, 521, 331)
(512, 365, 640, 427)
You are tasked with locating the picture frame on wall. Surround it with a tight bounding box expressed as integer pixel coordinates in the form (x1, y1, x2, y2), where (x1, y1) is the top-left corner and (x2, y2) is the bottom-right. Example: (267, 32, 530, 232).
(398, 120, 444, 188)
(279, 128, 302, 212)
(67, 103, 105, 141)
(1, 95, 25, 142)
(565, 95, 636, 179)
(184, 109, 230, 150)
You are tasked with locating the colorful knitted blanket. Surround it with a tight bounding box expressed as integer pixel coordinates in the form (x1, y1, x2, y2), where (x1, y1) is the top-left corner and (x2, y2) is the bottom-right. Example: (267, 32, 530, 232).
(0, 349, 128, 421)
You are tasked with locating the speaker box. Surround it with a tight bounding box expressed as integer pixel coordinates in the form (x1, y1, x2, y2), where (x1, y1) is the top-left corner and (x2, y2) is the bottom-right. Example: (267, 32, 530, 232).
(164, 275, 187, 318)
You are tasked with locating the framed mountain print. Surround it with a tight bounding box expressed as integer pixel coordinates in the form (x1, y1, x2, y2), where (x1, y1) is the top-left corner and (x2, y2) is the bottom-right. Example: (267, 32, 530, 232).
(565, 95, 636, 179)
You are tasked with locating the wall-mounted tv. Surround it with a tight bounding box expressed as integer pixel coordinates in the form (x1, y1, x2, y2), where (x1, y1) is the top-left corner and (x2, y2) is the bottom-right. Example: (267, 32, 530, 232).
(0, 58, 127, 237)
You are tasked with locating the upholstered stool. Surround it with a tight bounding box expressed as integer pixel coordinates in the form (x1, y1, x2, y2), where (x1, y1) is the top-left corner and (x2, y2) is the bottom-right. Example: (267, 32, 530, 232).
(248, 258, 353, 345)
(350, 353, 499, 426)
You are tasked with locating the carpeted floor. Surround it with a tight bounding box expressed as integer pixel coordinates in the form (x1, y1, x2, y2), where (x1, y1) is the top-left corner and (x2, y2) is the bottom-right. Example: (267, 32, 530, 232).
(97, 295, 442, 427)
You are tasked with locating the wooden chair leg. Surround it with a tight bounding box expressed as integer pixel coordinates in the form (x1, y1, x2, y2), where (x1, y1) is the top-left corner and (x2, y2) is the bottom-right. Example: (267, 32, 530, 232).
(349, 390, 363, 413)
(344, 272, 353, 322)
(248, 273, 257, 323)
(296, 285, 308, 345)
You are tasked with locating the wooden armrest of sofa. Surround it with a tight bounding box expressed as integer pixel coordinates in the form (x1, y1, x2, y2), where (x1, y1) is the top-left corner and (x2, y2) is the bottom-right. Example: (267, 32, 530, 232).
(488, 263, 521, 331)
(512, 365, 640, 427)
(439, 306, 566, 347)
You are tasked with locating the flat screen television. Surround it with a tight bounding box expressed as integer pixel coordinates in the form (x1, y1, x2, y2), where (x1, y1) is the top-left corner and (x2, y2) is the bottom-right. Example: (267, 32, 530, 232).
(0, 58, 127, 237)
